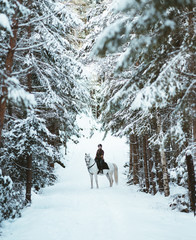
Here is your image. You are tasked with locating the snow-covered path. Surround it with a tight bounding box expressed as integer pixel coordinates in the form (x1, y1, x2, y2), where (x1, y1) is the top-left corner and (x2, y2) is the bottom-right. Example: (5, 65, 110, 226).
(1, 116, 196, 240)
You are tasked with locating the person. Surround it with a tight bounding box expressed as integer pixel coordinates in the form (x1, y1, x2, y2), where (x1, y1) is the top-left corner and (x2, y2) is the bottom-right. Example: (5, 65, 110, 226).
(95, 144, 104, 174)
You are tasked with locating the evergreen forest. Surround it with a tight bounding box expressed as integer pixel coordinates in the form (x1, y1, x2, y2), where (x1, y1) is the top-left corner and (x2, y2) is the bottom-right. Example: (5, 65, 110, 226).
(0, 0, 195, 223)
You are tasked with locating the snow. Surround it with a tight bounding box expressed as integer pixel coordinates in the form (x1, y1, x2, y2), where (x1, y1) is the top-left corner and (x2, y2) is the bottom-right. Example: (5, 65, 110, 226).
(113, 0, 137, 12)
(0, 13, 12, 35)
(1, 115, 196, 240)
(186, 150, 192, 156)
(92, 17, 128, 55)
(7, 77, 36, 108)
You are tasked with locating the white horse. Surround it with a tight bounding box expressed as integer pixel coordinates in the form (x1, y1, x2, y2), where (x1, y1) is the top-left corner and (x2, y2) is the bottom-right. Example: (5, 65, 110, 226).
(85, 153, 118, 189)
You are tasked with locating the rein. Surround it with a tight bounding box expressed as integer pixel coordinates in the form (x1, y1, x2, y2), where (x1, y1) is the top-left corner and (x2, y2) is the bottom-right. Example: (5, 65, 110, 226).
(87, 161, 96, 175)
(88, 162, 95, 170)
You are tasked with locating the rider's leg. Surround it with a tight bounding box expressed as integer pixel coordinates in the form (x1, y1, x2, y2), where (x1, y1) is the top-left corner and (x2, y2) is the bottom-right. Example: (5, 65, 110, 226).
(96, 159, 101, 173)
(97, 159, 100, 169)
(99, 159, 104, 174)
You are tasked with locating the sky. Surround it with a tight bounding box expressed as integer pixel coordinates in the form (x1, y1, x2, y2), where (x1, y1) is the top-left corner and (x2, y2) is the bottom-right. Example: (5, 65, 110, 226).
(1, 114, 195, 240)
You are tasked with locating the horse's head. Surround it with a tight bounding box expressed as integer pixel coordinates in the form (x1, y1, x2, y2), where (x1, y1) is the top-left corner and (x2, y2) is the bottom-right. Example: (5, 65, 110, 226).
(85, 153, 91, 166)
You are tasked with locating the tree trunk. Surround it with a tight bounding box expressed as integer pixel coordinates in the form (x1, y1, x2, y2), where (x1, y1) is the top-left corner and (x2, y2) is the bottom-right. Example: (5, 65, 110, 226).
(149, 153, 156, 195)
(0, 9, 20, 143)
(193, 106, 196, 146)
(185, 152, 195, 216)
(156, 112, 170, 197)
(188, 5, 196, 156)
(0, 89, 6, 144)
(143, 135, 149, 192)
(129, 134, 133, 173)
(25, 0, 33, 204)
(133, 135, 139, 185)
(25, 154, 32, 204)
(155, 149, 164, 193)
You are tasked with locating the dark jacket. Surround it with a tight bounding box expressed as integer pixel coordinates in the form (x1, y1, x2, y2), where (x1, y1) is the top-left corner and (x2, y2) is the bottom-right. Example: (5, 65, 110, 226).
(95, 149, 104, 160)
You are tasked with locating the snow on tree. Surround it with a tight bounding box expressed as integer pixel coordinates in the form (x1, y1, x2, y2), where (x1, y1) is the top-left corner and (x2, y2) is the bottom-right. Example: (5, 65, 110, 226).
(89, 0, 195, 211)
(0, 13, 12, 34)
(0, 0, 90, 220)
(0, 169, 23, 222)
(78, 0, 127, 119)
(20, 0, 89, 141)
(0, 112, 62, 189)
(0, 0, 33, 143)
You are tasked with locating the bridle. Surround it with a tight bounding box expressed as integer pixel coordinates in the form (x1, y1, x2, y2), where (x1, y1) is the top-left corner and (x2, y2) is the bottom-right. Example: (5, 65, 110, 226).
(85, 156, 96, 175)
(88, 162, 95, 170)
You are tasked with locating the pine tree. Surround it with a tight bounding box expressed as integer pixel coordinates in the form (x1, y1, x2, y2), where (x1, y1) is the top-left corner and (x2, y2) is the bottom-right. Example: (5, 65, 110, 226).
(0, 0, 31, 143)
(0, 0, 90, 220)
(0, 169, 23, 222)
(90, 0, 195, 211)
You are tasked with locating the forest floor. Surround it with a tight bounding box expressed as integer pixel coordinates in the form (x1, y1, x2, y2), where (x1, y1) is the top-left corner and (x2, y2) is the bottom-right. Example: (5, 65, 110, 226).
(1, 115, 196, 240)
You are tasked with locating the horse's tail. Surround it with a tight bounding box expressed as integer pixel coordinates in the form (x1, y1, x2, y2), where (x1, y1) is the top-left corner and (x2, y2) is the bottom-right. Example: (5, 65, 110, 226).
(113, 163, 118, 185)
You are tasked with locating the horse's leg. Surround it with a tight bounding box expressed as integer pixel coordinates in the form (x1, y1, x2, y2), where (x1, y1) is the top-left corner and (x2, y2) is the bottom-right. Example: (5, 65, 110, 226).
(90, 174, 93, 189)
(106, 173, 112, 187)
(109, 172, 114, 187)
(94, 174, 99, 188)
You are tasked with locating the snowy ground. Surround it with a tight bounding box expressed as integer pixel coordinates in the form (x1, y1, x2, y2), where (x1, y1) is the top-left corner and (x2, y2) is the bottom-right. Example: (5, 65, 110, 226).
(1, 115, 196, 240)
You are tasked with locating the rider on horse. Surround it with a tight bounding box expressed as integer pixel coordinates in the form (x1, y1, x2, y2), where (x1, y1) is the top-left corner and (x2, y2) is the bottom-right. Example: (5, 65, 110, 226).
(95, 144, 104, 174)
